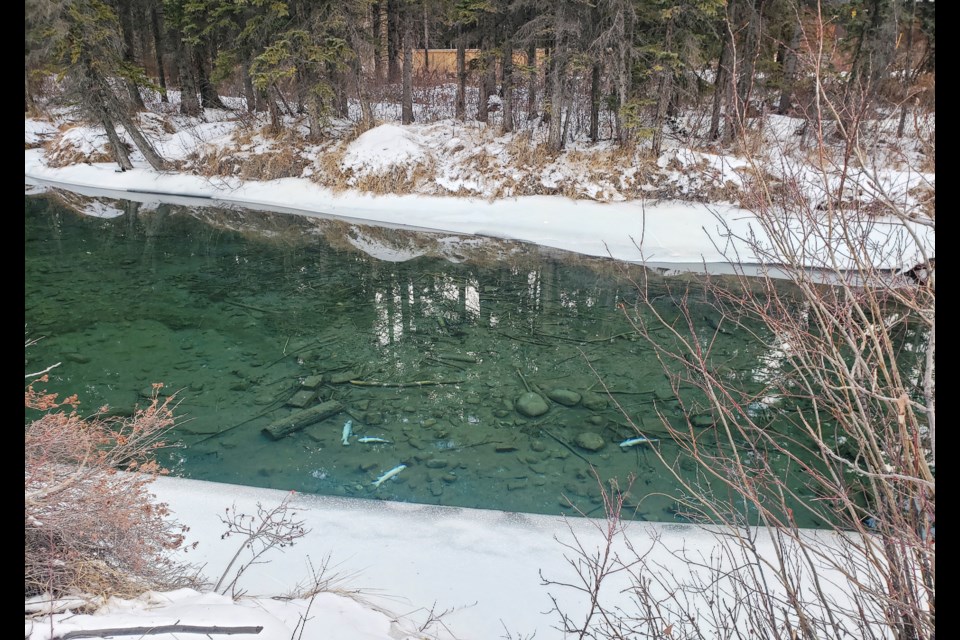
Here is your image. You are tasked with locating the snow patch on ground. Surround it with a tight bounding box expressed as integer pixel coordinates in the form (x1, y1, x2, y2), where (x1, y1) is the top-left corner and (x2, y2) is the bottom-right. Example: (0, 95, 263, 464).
(24, 476, 882, 640)
(342, 123, 428, 174)
(25, 118, 58, 147)
(25, 586, 411, 640)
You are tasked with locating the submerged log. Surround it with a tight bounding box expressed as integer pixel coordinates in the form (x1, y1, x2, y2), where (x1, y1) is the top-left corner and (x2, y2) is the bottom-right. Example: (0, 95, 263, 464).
(263, 400, 343, 440)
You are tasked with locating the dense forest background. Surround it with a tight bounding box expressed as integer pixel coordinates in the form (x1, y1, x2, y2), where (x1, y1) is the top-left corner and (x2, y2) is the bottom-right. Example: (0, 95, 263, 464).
(25, 0, 935, 172)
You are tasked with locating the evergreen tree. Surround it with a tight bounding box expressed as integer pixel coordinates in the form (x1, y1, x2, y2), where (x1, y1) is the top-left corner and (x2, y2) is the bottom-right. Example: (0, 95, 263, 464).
(27, 0, 166, 170)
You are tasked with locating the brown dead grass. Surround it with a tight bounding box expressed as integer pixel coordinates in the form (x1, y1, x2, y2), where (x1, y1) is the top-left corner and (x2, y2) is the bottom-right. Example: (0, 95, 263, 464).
(191, 146, 239, 177)
(313, 145, 350, 191)
(191, 135, 310, 181)
(505, 132, 555, 169)
(237, 147, 310, 181)
(44, 125, 117, 167)
(349, 160, 437, 195)
(45, 142, 116, 167)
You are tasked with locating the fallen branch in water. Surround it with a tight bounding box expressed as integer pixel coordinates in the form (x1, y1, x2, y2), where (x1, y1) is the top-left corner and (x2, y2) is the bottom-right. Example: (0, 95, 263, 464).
(541, 427, 592, 466)
(348, 379, 464, 388)
(516, 368, 532, 393)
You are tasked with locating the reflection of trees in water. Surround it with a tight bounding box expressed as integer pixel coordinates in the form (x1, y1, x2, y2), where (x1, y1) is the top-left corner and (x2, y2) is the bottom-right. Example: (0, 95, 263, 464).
(31, 192, 916, 528)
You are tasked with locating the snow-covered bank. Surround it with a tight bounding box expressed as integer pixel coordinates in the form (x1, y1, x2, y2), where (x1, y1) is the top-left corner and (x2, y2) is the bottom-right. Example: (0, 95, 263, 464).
(25, 148, 933, 274)
(26, 476, 860, 640)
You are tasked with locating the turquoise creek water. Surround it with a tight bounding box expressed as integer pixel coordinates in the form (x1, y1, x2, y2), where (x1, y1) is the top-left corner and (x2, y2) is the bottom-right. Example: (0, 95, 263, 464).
(26, 190, 856, 526)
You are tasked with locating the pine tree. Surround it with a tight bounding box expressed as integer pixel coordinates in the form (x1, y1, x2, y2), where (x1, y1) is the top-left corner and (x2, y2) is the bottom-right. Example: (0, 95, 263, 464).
(28, 0, 166, 170)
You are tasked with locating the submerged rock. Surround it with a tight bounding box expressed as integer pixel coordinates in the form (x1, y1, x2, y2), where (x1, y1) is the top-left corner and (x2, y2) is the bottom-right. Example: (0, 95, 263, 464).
(300, 375, 323, 389)
(286, 389, 316, 408)
(547, 388, 581, 406)
(582, 393, 608, 411)
(515, 392, 549, 417)
(575, 432, 606, 452)
(507, 479, 529, 491)
(690, 413, 715, 428)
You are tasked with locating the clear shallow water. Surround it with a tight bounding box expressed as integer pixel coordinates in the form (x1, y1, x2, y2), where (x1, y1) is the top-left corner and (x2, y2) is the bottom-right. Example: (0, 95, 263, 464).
(26, 190, 828, 524)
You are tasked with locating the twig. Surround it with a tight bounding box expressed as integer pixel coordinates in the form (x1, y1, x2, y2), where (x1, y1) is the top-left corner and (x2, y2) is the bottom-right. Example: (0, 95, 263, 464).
(540, 427, 592, 466)
(425, 356, 467, 371)
(516, 369, 532, 393)
(25, 362, 61, 379)
(192, 385, 299, 444)
(348, 379, 463, 388)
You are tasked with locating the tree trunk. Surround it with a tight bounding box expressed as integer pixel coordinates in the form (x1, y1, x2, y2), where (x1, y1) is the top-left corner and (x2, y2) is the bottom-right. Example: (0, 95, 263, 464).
(842, 0, 898, 141)
(332, 63, 349, 117)
(777, 24, 800, 115)
(117, 0, 145, 111)
(349, 34, 374, 126)
(477, 40, 491, 123)
(195, 44, 226, 110)
(732, 0, 761, 137)
(455, 28, 466, 120)
(372, 1, 384, 82)
(101, 109, 133, 171)
(149, 5, 168, 103)
(174, 38, 201, 116)
(295, 66, 307, 115)
(387, 0, 401, 83)
(82, 56, 133, 170)
(401, 12, 414, 124)
(897, 0, 918, 137)
(589, 62, 600, 142)
(113, 106, 167, 170)
(268, 86, 282, 133)
(547, 36, 566, 151)
(307, 91, 322, 142)
(501, 39, 514, 133)
(241, 60, 256, 112)
(526, 44, 537, 120)
(560, 83, 571, 148)
(422, 3, 429, 73)
(613, 2, 635, 144)
(25, 67, 34, 114)
(651, 16, 675, 156)
(709, 34, 730, 140)
(543, 47, 553, 126)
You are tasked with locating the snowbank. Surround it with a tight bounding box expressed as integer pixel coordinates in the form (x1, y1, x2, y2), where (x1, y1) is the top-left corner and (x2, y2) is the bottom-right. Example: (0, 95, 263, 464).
(25, 149, 933, 274)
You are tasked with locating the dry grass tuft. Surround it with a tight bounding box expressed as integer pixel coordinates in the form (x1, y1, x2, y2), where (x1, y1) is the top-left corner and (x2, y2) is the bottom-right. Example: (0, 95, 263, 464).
(312, 145, 350, 191)
(349, 159, 437, 195)
(505, 132, 554, 170)
(191, 146, 239, 178)
(237, 147, 309, 181)
(44, 126, 117, 167)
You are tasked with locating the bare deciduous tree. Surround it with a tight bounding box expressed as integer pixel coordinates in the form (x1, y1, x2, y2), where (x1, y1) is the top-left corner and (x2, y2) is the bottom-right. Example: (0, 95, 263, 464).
(541, 5, 934, 637)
